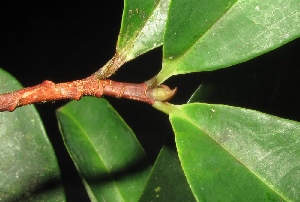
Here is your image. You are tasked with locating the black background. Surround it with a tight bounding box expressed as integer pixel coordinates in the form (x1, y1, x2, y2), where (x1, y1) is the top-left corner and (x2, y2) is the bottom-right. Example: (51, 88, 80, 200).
(1, 1, 299, 201)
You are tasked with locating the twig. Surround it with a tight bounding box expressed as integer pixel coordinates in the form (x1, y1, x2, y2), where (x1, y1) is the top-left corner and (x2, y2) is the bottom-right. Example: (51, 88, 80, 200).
(0, 75, 176, 112)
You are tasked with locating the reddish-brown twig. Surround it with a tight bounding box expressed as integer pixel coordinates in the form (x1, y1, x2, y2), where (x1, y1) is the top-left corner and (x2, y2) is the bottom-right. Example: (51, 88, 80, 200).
(0, 75, 176, 112)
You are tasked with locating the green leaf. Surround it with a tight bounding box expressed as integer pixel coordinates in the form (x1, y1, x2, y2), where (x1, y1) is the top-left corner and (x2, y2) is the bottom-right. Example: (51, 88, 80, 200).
(117, 0, 170, 61)
(156, 0, 300, 83)
(140, 139, 195, 201)
(56, 97, 151, 202)
(166, 103, 300, 201)
(0, 69, 65, 201)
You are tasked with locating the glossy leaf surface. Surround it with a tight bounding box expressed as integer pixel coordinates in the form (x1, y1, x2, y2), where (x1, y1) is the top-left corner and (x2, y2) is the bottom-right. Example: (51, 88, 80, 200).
(156, 0, 300, 83)
(167, 103, 300, 201)
(140, 140, 195, 201)
(117, 0, 170, 61)
(0, 69, 65, 201)
(56, 97, 151, 201)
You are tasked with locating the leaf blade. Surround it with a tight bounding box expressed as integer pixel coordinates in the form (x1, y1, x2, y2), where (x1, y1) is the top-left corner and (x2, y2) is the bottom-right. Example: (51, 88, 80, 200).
(156, 0, 300, 83)
(139, 140, 195, 201)
(0, 68, 65, 201)
(117, 0, 170, 61)
(169, 103, 300, 201)
(56, 97, 151, 201)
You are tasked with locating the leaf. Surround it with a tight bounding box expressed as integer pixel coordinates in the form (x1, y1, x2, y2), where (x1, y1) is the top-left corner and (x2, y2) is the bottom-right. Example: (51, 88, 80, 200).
(163, 102, 300, 201)
(56, 97, 151, 202)
(0, 68, 65, 201)
(117, 0, 170, 61)
(156, 0, 300, 83)
(139, 139, 195, 201)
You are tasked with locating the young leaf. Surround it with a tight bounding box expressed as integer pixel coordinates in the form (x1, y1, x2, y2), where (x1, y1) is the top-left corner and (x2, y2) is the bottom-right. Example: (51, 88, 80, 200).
(0, 69, 65, 201)
(56, 97, 151, 202)
(163, 102, 300, 201)
(139, 139, 195, 201)
(117, 0, 170, 61)
(156, 0, 300, 83)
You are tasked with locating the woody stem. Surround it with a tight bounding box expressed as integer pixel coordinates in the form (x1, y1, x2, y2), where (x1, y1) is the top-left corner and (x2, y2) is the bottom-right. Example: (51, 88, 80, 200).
(0, 75, 176, 112)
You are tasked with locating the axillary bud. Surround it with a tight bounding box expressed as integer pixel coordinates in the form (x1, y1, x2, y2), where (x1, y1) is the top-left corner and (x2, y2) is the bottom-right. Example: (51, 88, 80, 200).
(147, 85, 177, 102)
